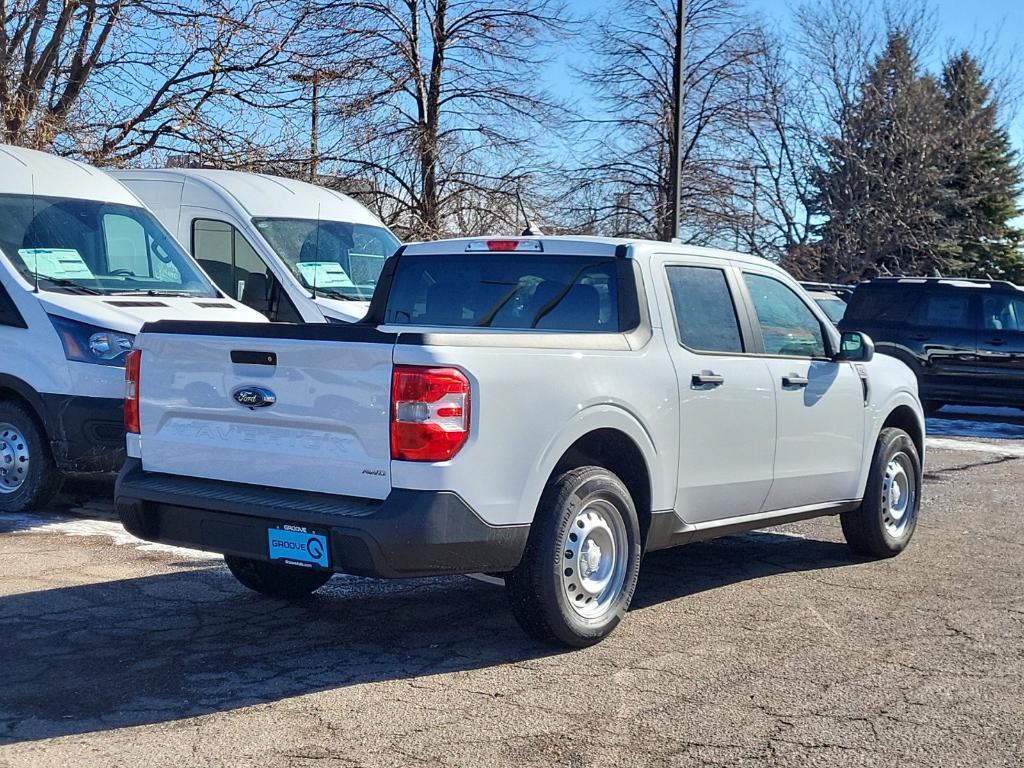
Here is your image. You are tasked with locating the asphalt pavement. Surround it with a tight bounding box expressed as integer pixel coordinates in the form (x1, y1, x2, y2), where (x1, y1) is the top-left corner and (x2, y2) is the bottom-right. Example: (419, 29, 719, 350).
(0, 413, 1021, 767)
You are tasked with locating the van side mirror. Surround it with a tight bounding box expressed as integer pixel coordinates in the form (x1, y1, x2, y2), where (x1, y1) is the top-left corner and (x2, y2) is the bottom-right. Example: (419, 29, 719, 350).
(836, 331, 874, 362)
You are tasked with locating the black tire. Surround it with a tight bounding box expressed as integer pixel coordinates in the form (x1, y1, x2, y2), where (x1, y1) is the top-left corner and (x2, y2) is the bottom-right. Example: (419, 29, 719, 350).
(841, 427, 921, 558)
(224, 555, 332, 598)
(505, 466, 641, 648)
(0, 400, 63, 513)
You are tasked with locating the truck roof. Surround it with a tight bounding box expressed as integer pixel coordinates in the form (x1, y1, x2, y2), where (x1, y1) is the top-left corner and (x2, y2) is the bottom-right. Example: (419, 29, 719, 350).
(0, 144, 142, 206)
(402, 235, 778, 269)
(111, 168, 386, 227)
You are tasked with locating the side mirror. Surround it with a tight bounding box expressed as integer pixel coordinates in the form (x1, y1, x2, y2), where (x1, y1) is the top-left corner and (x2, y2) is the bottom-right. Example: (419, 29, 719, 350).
(836, 331, 874, 362)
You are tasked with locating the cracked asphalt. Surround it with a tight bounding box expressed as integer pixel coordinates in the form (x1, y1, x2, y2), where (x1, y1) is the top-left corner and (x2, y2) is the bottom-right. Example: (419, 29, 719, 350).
(0, 439, 1022, 767)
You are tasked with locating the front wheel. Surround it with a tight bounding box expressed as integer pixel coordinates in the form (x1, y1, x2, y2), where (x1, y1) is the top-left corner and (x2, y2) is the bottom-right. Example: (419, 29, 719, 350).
(224, 555, 333, 598)
(0, 401, 62, 513)
(841, 427, 921, 558)
(505, 466, 641, 648)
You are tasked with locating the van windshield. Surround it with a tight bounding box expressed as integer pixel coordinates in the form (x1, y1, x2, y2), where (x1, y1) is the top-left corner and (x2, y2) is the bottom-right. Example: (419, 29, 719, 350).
(0, 194, 218, 297)
(253, 218, 399, 301)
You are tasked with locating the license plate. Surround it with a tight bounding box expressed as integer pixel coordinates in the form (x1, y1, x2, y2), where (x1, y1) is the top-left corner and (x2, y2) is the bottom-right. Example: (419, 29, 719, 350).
(267, 525, 330, 569)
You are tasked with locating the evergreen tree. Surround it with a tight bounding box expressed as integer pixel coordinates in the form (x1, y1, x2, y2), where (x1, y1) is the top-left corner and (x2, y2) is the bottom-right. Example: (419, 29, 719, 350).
(939, 52, 1024, 280)
(812, 33, 950, 280)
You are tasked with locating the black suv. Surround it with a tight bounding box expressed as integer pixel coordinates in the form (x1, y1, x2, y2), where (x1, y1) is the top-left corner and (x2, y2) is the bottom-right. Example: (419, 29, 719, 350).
(839, 278, 1024, 414)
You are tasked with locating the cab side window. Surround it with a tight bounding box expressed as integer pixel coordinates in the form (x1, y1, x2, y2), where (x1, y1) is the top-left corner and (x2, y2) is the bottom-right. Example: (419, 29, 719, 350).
(743, 273, 826, 358)
(666, 265, 744, 353)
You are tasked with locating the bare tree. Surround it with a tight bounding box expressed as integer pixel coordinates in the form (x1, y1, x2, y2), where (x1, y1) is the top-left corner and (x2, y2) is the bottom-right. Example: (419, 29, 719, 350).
(730, 28, 818, 257)
(561, 0, 765, 244)
(1, 0, 307, 162)
(292, 0, 571, 239)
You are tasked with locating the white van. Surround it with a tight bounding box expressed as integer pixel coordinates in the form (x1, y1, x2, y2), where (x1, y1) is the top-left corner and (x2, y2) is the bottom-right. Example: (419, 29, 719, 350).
(113, 169, 401, 323)
(0, 145, 265, 512)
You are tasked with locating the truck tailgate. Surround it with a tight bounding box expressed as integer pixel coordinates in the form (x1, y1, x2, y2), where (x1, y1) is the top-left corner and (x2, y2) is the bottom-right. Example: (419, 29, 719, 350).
(135, 327, 393, 499)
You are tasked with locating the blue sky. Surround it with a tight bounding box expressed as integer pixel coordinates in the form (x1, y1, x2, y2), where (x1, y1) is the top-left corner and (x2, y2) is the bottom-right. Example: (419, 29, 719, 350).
(551, 0, 1023, 150)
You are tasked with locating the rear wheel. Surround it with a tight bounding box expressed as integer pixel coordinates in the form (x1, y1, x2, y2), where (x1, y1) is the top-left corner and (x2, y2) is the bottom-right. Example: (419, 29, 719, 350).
(841, 427, 921, 558)
(0, 401, 62, 513)
(224, 555, 332, 598)
(505, 466, 641, 647)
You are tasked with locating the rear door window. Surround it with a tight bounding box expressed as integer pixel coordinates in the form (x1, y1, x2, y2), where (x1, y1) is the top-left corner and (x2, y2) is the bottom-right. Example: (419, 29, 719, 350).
(981, 294, 1024, 332)
(665, 265, 744, 352)
(384, 254, 619, 331)
(915, 293, 971, 328)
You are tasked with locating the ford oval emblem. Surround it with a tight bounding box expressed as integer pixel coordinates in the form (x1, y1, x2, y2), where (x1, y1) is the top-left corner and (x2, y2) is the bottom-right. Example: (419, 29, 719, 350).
(233, 386, 276, 409)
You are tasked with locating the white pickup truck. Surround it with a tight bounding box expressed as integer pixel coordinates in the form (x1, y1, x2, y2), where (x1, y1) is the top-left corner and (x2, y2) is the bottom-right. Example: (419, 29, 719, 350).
(115, 236, 924, 647)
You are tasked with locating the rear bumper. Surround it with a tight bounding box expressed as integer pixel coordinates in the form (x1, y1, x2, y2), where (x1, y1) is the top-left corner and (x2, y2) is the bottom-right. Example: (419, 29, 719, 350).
(114, 459, 529, 578)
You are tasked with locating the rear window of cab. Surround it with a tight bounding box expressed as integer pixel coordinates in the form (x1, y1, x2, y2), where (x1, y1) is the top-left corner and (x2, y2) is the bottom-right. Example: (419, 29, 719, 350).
(383, 253, 621, 331)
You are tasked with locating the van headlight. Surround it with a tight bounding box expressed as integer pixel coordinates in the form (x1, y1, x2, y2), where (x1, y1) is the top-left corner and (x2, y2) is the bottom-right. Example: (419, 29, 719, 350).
(48, 315, 135, 366)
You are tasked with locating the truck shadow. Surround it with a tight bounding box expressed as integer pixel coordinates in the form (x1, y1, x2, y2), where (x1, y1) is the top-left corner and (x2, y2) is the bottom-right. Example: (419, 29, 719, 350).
(0, 530, 861, 744)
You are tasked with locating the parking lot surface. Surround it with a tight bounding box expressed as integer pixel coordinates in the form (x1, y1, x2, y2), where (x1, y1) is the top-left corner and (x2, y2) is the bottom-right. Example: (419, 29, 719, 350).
(1, 434, 1022, 767)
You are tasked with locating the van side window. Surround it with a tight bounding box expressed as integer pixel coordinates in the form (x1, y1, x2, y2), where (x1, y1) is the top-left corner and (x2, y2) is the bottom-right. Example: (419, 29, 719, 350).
(665, 265, 744, 353)
(0, 277, 26, 328)
(192, 218, 272, 306)
(191, 218, 299, 322)
(102, 213, 181, 283)
(192, 219, 234, 296)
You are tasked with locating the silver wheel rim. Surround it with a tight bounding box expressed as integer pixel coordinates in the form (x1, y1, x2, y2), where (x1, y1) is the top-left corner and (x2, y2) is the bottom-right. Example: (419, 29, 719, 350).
(560, 499, 628, 619)
(0, 422, 30, 494)
(881, 452, 916, 539)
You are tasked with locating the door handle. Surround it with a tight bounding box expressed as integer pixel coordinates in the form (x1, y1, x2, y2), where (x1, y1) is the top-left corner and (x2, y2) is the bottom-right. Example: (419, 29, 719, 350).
(692, 370, 725, 387)
(911, 334, 930, 341)
(782, 374, 809, 387)
(986, 338, 1007, 346)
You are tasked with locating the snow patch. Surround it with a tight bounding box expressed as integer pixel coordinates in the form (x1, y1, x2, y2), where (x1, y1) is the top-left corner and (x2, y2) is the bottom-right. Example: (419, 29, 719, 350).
(925, 437, 1024, 458)
(2, 512, 221, 561)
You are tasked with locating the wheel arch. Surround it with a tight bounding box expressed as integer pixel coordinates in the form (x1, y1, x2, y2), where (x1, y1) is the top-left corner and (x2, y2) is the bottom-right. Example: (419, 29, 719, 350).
(545, 426, 654, 543)
(0, 374, 51, 437)
(880, 403, 925, 462)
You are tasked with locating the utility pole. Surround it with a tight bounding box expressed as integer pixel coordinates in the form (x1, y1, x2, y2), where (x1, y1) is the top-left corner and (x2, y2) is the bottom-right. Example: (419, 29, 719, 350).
(290, 69, 347, 183)
(666, 0, 687, 242)
(750, 164, 759, 255)
(748, 163, 767, 256)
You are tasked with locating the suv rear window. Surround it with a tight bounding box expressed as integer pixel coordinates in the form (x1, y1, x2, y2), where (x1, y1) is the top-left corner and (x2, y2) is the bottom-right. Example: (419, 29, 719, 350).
(384, 254, 620, 331)
(844, 287, 921, 324)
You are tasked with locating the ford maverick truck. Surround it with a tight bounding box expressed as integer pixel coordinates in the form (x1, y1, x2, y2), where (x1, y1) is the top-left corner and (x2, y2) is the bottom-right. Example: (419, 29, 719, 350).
(115, 237, 924, 647)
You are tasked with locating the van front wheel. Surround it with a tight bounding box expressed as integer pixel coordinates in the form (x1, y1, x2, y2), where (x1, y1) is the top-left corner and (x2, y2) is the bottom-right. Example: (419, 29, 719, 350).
(0, 401, 62, 513)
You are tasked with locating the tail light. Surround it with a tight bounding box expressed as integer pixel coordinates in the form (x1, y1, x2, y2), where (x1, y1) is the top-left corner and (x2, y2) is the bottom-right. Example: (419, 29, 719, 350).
(391, 365, 470, 461)
(124, 349, 141, 434)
